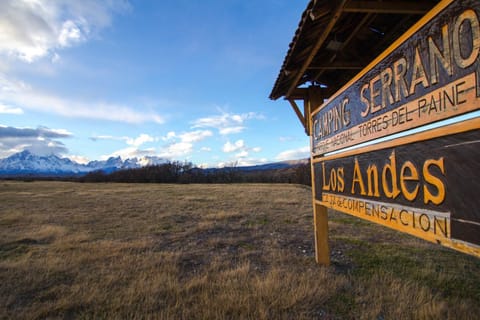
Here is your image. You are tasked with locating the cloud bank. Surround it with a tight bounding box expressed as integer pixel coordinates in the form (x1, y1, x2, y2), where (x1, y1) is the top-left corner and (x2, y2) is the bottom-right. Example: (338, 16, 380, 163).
(276, 146, 310, 161)
(0, 76, 164, 124)
(0, 125, 72, 157)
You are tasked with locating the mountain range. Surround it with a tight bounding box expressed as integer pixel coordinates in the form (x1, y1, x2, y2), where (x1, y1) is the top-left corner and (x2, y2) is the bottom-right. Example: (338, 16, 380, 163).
(0, 150, 168, 176)
(0, 150, 308, 177)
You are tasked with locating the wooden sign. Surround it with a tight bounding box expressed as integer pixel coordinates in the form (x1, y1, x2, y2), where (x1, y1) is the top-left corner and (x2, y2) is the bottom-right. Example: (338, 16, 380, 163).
(313, 118, 480, 256)
(311, 0, 480, 155)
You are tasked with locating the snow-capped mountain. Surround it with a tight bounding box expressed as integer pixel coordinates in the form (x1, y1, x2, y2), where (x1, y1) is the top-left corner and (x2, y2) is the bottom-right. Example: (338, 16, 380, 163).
(0, 150, 168, 176)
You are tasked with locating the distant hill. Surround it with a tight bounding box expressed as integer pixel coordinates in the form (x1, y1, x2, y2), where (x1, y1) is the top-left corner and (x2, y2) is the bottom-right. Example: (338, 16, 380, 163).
(0, 150, 167, 177)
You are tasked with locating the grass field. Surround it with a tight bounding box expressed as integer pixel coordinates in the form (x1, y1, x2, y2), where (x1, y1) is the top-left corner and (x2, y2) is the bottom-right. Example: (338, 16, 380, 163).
(1, 181, 479, 319)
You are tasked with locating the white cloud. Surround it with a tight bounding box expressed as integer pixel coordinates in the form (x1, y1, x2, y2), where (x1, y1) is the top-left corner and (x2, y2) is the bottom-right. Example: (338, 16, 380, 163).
(0, 0, 129, 63)
(68, 154, 90, 164)
(222, 140, 261, 155)
(217, 157, 268, 168)
(98, 129, 214, 161)
(179, 130, 213, 143)
(126, 134, 155, 147)
(93, 133, 159, 160)
(58, 20, 85, 47)
(90, 135, 124, 142)
(162, 131, 176, 141)
(0, 76, 165, 124)
(200, 147, 211, 152)
(276, 146, 310, 161)
(235, 150, 248, 158)
(237, 158, 268, 167)
(0, 103, 23, 114)
(156, 129, 213, 159)
(219, 126, 245, 135)
(223, 139, 245, 153)
(221, 139, 264, 166)
(101, 147, 155, 160)
(90, 133, 156, 147)
(163, 142, 193, 157)
(192, 111, 263, 135)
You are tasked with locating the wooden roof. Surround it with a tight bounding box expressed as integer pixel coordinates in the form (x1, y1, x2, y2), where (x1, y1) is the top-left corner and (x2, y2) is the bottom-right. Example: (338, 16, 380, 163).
(269, 0, 441, 101)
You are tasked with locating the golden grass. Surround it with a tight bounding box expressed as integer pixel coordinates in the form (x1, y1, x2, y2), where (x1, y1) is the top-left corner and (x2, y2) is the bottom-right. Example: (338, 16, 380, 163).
(0, 181, 479, 319)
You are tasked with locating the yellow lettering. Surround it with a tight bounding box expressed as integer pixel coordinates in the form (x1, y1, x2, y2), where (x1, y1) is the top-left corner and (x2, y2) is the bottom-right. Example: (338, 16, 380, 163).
(409, 46, 430, 95)
(351, 158, 366, 195)
(428, 24, 452, 85)
(338, 167, 345, 192)
(341, 98, 351, 126)
(423, 157, 446, 205)
(400, 161, 420, 201)
(453, 9, 480, 69)
(393, 57, 409, 103)
(380, 67, 394, 108)
(360, 83, 370, 117)
(322, 162, 330, 191)
(366, 164, 380, 197)
(369, 74, 382, 114)
(382, 151, 401, 199)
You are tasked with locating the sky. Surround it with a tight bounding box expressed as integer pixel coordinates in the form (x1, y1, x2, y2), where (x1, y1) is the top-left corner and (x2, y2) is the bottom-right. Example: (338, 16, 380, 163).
(0, 0, 310, 168)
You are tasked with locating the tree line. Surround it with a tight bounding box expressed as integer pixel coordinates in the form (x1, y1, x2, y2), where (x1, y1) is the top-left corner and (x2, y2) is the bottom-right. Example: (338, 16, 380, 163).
(78, 161, 311, 186)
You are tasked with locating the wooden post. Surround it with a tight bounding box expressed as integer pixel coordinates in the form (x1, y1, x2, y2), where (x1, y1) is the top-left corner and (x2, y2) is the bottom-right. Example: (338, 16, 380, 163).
(313, 203, 330, 265)
(307, 86, 330, 265)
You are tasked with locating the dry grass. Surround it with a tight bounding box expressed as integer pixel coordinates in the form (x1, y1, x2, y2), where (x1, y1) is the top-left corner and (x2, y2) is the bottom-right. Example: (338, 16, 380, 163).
(0, 181, 479, 319)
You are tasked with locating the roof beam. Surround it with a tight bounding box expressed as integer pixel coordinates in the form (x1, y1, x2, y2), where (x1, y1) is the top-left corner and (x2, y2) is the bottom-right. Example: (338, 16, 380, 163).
(343, 1, 433, 15)
(285, 0, 348, 98)
(288, 88, 308, 100)
(308, 61, 364, 70)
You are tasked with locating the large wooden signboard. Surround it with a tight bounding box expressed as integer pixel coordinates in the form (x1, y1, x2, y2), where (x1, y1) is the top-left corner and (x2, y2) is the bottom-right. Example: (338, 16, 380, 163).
(310, 0, 480, 260)
(313, 119, 480, 256)
(311, 0, 480, 155)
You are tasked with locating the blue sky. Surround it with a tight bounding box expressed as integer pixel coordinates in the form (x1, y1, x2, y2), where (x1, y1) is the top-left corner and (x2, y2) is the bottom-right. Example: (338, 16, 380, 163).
(0, 0, 310, 167)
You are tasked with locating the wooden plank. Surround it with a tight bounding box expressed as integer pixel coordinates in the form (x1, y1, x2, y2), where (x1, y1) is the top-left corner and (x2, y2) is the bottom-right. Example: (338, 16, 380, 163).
(312, 119, 480, 257)
(308, 62, 364, 70)
(288, 88, 308, 100)
(311, 0, 480, 155)
(343, 1, 433, 15)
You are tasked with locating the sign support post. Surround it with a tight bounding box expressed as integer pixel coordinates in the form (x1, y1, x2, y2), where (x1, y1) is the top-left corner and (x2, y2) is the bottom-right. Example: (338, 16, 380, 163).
(308, 86, 330, 265)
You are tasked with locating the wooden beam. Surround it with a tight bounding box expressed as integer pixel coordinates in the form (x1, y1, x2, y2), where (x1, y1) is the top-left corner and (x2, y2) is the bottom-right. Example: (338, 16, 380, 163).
(285, 0, 348, 98)
(308, 86, 330, 265)
(313, 203, 330, 265)
(308, 62, 364, 70)
(287, 99, 306, 132)
(288, 88, 308, 100)
(343, 1, 433, 15)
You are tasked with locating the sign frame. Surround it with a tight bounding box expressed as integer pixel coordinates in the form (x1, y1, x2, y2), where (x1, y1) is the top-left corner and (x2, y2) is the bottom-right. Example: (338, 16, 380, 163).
(306, 0, 480, 264)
